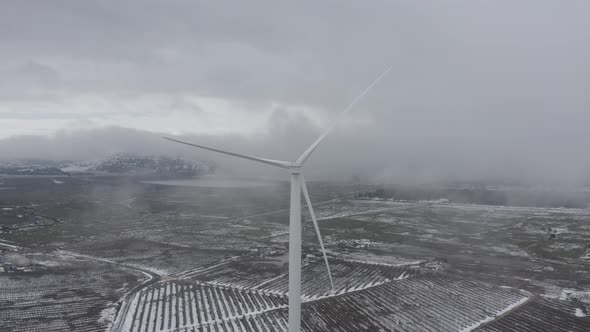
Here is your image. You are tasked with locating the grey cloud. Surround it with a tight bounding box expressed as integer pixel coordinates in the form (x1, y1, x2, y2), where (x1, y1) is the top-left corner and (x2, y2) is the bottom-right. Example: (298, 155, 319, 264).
(1, 1, 590, 185)
(0, 60, 60, 99)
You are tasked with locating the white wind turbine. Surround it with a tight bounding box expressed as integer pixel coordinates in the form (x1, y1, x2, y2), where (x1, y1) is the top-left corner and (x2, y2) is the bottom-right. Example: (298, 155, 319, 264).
(163, 67, 391, 332)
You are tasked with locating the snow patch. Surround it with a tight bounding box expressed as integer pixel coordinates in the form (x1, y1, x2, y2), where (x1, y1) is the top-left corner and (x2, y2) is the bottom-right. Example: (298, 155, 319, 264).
(98, 305, 117, 326)
(395, 271, 409, 280)
(36, 260, 63, 267)
(490, 245, 529, 257)
(199, 215, 229, 219)
(0, 240, 20, 250)
(575, 308, 587, 317)
(60, 162, 95, 173)
(559, 288, 590, 303)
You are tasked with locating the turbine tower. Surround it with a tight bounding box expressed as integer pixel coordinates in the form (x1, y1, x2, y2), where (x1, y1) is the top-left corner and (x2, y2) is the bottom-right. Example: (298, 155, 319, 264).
(163, 67, 391, 332)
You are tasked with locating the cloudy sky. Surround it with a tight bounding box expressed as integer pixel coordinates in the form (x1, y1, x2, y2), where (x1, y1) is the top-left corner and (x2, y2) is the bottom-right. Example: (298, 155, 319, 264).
(1, 1, 589, 184)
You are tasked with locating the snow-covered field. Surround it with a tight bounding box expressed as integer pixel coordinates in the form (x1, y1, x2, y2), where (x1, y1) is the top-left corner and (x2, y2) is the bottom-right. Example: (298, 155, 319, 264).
(2, 177, 590, 331)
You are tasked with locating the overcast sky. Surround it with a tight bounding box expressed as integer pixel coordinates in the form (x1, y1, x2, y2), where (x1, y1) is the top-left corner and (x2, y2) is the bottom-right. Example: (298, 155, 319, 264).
(1, 1, 589, 184)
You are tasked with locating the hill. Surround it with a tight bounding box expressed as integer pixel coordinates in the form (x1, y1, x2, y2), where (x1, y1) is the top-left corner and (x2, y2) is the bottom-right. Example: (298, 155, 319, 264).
(91, 154, 212, 178)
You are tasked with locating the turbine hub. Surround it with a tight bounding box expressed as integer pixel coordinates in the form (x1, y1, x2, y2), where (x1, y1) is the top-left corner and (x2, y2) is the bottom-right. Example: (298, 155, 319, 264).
(289, 164, 302, 173)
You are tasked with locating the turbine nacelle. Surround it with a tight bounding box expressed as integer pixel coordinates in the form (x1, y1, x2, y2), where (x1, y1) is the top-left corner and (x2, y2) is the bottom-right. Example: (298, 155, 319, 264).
(289, 164, 302, 173)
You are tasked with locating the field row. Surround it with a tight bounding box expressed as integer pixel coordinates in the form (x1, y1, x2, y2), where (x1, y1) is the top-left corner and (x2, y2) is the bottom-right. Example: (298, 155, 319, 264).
(296, 273, 528, 331)
(174, 258, 279, 285)
(475, 297, 590, 332)
(187, 258, 419, 299)
(122, 280, 287, 332)
(269, 259, 418, 299)
(73, 238, 240, 276)
(141, 310, 288, 332)
(121, 271, 534, 332)
(0, 268, 137, 332)
(2, 290, 117, 332)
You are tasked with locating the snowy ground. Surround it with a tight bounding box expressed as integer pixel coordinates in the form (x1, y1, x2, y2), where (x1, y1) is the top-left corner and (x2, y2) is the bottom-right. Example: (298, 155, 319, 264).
(1, 177, 590, 331)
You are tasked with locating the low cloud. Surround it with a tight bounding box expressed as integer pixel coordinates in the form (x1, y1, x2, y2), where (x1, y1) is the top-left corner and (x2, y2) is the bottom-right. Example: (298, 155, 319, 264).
(1, 1, 589, 185)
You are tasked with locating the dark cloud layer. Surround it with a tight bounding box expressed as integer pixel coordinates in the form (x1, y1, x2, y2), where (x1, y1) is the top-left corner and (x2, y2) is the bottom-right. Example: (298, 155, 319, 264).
(1, 1, 589, 185)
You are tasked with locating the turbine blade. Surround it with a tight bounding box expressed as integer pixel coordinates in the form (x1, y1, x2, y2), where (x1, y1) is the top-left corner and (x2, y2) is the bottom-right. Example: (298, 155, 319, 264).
(301, 175, 335, 292)
(163, 137, 291, 169)
(295, 66, 393, 165)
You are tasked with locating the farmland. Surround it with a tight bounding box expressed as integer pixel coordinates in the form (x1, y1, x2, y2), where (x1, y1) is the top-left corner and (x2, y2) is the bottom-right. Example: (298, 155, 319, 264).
(476, 297, 590, 332)
(297, 273, 529, 331)
(120, 280, 288, 332)
(1, 176, 590, 331)
(0, 255, 144, 332)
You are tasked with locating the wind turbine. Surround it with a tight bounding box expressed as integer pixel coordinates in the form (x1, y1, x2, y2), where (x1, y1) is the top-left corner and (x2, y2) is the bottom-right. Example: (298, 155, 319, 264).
(163, 67, 391, 332)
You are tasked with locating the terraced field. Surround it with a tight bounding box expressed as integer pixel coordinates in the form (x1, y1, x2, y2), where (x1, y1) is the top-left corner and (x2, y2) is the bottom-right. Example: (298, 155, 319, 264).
(475, 297, 590, 332)
(0, 267, 140, 332)
(4, 177, 590, 331)
(296, 273, 529, 331)
(118, 266, 539, 332)
(185, 258, 420, 299)
(177, 258, 286, 290)
(120, 280, 288, 332)
(258, 259, 420, 299)
(74, 238, 242, 276)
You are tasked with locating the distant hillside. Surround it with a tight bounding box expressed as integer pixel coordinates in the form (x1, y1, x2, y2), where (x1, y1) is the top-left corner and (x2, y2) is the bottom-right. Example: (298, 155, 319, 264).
(0, 162, 68, 176)
(356, 185, 590, 209)
(0, 155, 214, 178)
(91, 154, 213, 178)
